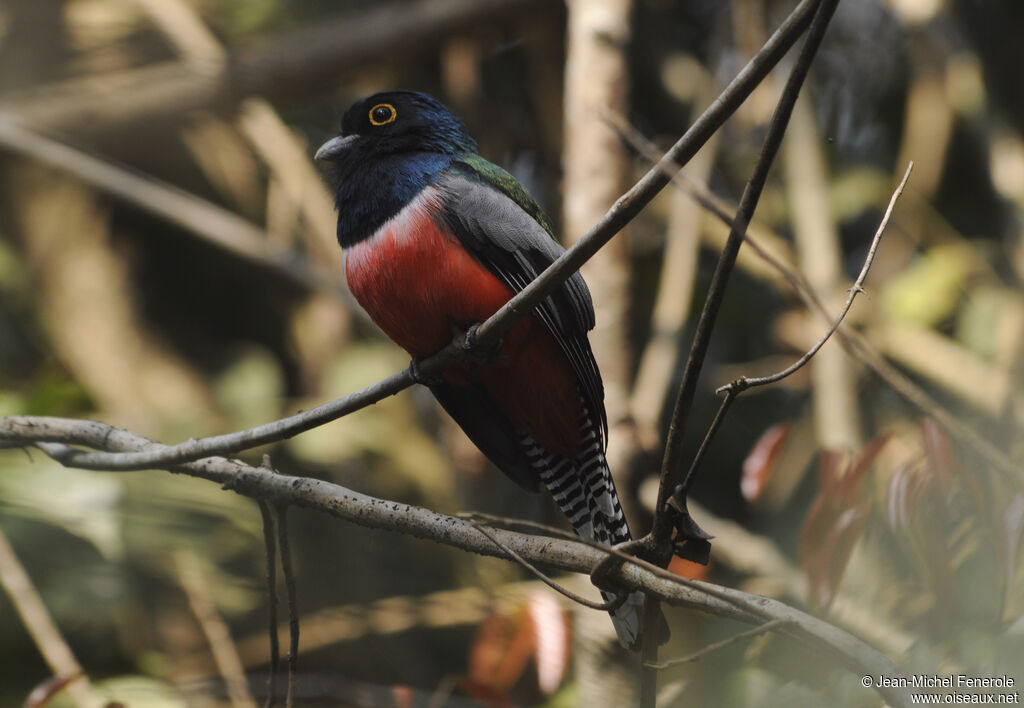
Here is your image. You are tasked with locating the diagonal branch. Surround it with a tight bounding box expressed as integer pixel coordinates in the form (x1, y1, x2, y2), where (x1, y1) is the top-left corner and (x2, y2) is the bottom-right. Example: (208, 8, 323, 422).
(0, 0, 823, 474)
(645, 619, 791, 669)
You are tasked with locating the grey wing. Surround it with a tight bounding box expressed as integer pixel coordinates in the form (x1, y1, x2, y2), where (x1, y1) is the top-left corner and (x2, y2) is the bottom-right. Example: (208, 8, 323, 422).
(435, 169, 607, 448)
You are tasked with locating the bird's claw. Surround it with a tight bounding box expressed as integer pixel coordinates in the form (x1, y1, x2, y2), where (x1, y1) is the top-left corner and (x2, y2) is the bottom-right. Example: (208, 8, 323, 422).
(590, 538, 646, 592)
(461, 323, 481, 352)
(458, 323, 502, 366)
(409, 357, 443, 386)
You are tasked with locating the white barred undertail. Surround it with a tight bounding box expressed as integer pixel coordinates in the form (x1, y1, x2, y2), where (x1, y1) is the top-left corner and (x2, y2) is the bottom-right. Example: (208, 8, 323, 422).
(517, 402, 645, 650)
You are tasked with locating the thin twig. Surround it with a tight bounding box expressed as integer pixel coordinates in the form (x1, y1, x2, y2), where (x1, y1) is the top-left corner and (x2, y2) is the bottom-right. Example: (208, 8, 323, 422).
(257, 501, 280, 708)
(0, 0, 823, 474)
(645, 619, 790, 670)
(720, 161, 913, 393)
(2, 367, 420, 468)
(677, 389, 738, 498)
(465, 519, 624, 611)
(276, 506, 298, 708)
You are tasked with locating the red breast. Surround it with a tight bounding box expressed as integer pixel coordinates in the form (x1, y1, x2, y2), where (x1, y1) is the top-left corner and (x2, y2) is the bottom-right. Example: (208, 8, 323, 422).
(344, 188, 583, 457)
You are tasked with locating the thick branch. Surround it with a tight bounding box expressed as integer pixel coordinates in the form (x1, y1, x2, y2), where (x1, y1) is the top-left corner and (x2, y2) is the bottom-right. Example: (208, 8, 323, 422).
(0, 415, 910, 707)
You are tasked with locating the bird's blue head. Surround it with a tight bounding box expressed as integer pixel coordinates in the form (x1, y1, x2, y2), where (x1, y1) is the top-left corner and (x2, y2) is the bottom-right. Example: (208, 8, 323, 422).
(316, 90, 477, 164)
(317, 90, 477, 247)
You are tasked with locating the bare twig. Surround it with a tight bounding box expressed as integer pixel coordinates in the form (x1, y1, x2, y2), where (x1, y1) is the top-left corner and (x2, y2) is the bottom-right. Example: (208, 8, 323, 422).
(676, 389, 739, 499)
(641, 3, 841, 695)
(466, 518, 624, 611)
(460, 512, 761, 614)
(645, 619, 790, 669)
(613, 112, 1019, 481)
(784, 93, 861, 449)
(472, 0, 822, 355)
(719, 161, 913, 394)
(0, 366, 422, 468)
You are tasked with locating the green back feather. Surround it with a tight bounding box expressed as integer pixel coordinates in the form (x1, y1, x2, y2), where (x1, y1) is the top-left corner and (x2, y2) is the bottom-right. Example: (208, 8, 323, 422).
(452, 153, 557, 238)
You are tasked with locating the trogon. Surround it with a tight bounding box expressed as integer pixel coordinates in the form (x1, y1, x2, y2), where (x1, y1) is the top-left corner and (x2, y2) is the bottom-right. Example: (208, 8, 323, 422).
(317, 90, 652, 649)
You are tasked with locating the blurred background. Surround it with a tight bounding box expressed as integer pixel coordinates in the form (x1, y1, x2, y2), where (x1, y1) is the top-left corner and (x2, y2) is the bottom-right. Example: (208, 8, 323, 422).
(0, 0, 1023, 705)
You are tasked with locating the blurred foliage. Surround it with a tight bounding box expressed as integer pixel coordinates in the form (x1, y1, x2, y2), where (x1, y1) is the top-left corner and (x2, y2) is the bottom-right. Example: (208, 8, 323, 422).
(0, 0, 1022, 706)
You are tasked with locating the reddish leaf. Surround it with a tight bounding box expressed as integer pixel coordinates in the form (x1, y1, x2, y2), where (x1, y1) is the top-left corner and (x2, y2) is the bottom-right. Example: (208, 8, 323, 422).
(818, 505, 870, 607)
(525, 593, 570, 696)
(800, 438, 888, 610)
(886, 464, 932, 531)
(840, 434, 890, 497)
(391, 685, 415, 708)
(465, 593, 570, 705)
(25, 674, 82, 708)
(816, 450, 844, 494)
(467, 607, 534, 697)
(921, 418, 957, 492)
(741, 423, 791, 503)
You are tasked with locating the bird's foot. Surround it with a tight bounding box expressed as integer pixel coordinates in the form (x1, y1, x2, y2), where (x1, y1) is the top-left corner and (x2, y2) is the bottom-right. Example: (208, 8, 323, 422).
(589, 538, 646, 594)
(408, 357, 443, 386)
(455, 323, 504, 369)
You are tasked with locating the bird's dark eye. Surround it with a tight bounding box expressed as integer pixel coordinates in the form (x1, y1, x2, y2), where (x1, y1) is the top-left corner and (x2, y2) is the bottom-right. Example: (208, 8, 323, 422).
(369, 103, 397, 126)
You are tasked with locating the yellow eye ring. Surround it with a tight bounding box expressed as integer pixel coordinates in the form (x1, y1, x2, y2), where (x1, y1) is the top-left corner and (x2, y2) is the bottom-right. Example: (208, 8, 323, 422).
(368, 103, 397, 126)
